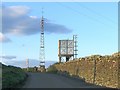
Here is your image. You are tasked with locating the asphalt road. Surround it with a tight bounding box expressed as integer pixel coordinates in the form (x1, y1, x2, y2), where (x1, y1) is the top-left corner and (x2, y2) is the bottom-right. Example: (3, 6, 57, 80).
(22, 72, 105, 88)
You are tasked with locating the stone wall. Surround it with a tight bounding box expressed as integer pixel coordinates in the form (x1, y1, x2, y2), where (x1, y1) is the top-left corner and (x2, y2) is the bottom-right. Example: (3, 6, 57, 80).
(55, 52, 120, 88)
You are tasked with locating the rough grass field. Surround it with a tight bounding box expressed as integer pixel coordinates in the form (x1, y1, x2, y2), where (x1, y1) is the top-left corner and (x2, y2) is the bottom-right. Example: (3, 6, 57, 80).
(2, 63, 27, 88)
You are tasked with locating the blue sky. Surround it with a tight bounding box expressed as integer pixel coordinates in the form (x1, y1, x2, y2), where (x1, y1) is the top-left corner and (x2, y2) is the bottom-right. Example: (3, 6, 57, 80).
(0, 2, 118, 67)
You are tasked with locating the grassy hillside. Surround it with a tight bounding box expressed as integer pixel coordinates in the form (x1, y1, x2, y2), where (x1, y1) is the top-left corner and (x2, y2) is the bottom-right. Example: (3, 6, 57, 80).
(2, 63, 27, 88)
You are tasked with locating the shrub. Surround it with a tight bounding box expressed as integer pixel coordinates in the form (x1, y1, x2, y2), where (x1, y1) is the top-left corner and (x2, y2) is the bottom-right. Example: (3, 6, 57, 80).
(2, 64, 27, 88)
(47, 65, 58, 73)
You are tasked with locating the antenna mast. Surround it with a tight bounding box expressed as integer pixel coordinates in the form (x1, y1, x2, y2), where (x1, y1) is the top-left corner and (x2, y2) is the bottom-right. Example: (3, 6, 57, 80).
(39, 8, 46, 72)
(26, 58, 29, 71)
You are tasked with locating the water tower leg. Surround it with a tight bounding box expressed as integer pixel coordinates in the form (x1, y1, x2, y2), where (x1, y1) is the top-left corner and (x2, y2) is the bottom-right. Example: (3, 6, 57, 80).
(66, 56, 69, 62)
(59, 57, 61, 63)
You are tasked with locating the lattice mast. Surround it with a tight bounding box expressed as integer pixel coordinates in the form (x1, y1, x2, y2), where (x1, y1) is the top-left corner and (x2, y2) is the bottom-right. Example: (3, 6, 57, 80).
(26, 58, 29, 71)
(39, 9, 45, 67)
(73, 35, 78, 59)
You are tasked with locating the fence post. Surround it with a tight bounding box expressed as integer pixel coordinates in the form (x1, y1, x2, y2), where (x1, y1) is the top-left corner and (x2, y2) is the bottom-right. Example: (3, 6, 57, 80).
(118, 56, 120, 89)
(93, 56, 96, 84)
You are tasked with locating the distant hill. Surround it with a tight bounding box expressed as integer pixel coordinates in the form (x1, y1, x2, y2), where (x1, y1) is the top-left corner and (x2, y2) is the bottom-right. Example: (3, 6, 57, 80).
(2, 59, 57, 68)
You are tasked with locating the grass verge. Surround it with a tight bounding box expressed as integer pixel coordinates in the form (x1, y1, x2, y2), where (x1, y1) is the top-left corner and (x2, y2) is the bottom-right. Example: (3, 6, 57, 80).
(2, 63, 27, 88)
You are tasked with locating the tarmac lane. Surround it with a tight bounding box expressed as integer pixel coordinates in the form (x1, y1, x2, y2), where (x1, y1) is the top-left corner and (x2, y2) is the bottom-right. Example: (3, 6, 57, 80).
(22, 72, 106, 88)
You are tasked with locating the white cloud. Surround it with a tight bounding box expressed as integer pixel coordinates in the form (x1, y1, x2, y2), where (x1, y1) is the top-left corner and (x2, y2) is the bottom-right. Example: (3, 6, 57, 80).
(3, 6, 30, 17)
(0, 55, 16, 59)
(30, 16, 38, 19)
(0, 32, 11, 43)
(2, 5, 72, 36)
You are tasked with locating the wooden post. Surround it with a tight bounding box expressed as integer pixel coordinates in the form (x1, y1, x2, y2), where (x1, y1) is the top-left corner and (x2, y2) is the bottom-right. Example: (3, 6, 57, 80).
(118, 56, 120, 89)
(93, 57, 96, 84)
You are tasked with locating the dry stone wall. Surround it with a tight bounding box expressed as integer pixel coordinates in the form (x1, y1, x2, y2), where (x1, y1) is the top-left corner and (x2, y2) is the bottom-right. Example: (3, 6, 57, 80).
(55, 52, 120, 88)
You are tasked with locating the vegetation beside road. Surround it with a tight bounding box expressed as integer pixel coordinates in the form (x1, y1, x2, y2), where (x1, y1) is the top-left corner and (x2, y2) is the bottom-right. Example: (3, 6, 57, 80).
(23, 67, 38, 72)
(46, 62, 60, 73)
(46, 65, 58, 73)
(2, 63, 27, 88)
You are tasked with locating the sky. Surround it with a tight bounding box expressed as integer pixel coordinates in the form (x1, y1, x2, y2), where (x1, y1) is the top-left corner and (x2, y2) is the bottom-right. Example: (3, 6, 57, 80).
(0, 1, 118, 67)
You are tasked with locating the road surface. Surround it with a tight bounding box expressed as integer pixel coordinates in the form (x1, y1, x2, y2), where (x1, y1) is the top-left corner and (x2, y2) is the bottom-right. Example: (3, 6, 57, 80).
(22, 72, 105, 88)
